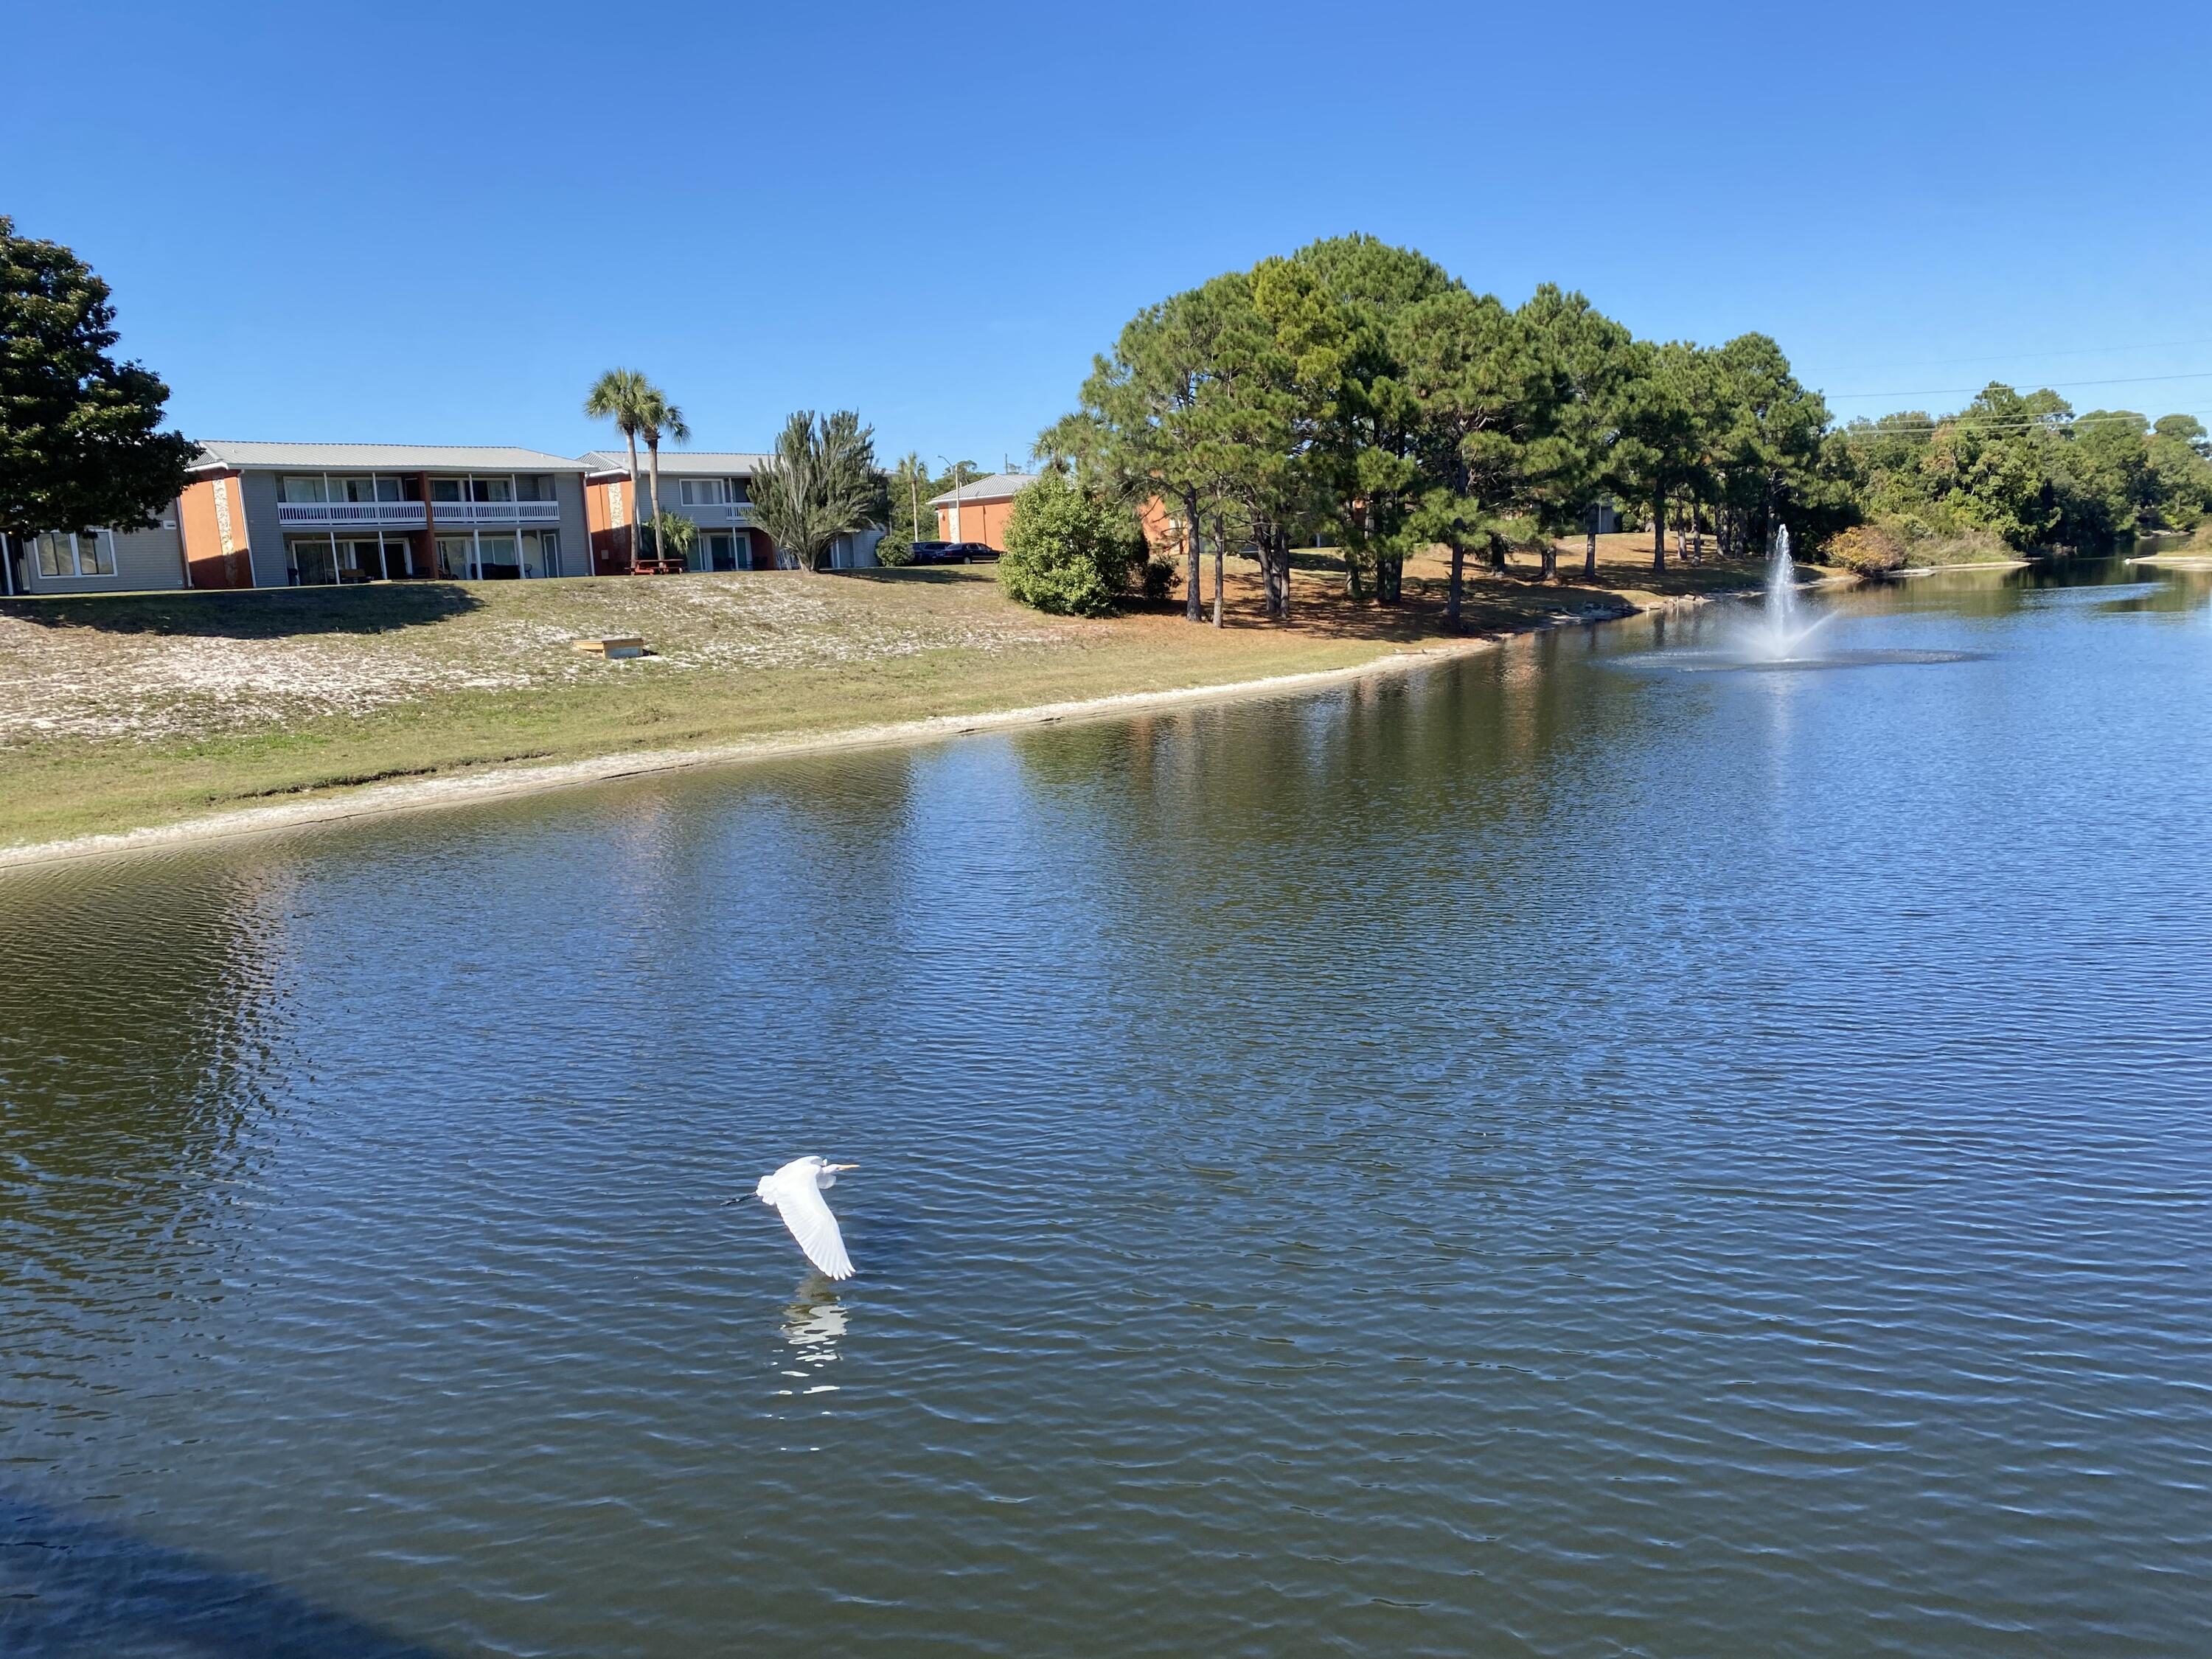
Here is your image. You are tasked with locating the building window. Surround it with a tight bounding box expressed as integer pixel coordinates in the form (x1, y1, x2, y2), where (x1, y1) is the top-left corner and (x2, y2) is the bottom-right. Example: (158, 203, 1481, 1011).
(437, 535, 473, 578)
(678, 478, 728, 506)
(430, 479, 465, 504)
(289, 535, 339, 585)
(31, 530, 114, 577)
(521, 530, 560, 578)
(476, 534, 520, 577)
(515, 475, 555, 503)
(470, 477, 514, 504)
(337, 476, 403, 503)
(283, 473, 403, 503)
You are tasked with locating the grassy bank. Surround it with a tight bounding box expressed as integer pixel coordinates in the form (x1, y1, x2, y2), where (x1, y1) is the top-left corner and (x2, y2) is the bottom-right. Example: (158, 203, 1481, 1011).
(0, 540, 1772, 852)
(2130, 526, 2212, 566)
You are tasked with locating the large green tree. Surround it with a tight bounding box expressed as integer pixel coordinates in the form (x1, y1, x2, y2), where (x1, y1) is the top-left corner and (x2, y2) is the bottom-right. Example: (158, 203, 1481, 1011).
(1613, 341, 1700, 572)
(1394, 285, 1531, 623)
(0, 217, 193, 567)
(1515, 286, 1639, 580)
(1703, 333, 1841, 557)
(2146, 416, 2212, 530)
(1048, 276, 1251, 622)
(1294, 234, 1455, 602)
(1211, 257, 1349, 621)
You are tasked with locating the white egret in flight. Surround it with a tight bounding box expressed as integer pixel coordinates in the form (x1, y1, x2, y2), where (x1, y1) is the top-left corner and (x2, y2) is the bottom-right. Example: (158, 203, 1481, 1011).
(748, 1156, 859, 1280)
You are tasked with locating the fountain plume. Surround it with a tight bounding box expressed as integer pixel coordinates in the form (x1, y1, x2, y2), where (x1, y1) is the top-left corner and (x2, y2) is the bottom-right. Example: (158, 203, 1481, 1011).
(1739, 524, 1833, 661)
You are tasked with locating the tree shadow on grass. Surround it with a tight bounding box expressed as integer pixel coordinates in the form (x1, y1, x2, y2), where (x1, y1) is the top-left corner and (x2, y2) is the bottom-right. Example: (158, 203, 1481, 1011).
(1183, 564, 1645, 645)
(0, 1491, 451, 1658)
(0, 583, 485, 640)
(835, 566, 991, 587)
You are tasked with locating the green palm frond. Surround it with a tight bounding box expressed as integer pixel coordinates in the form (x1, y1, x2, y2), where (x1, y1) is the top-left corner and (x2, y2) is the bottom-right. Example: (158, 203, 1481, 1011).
(748, 410, 881, 571)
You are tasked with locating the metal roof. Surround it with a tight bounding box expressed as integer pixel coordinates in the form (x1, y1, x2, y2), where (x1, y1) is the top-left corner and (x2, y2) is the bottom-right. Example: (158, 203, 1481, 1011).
(928, 471, 1037, 507)
(192, 441, 589, 473)
(578, 450, 773, 478)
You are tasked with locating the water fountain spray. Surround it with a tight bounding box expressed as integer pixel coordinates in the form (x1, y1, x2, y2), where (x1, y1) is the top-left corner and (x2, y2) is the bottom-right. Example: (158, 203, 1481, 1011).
(1740, 523, 1834, 662)
(1764, 525, 1798, 644)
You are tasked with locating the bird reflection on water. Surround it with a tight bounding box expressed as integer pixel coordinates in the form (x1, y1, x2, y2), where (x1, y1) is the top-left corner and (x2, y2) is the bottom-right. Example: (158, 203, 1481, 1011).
(774, 1279, 847, 1399)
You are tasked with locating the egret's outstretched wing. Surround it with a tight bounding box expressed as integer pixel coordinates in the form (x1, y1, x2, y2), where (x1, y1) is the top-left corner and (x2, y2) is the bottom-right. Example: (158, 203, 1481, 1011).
(763, 1166, 855, 1280)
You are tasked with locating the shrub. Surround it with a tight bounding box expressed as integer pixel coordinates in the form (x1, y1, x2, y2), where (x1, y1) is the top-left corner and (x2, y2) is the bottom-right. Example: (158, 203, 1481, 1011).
(1141, 556, 1176, 602)
(1881, 515, 2017, 566)
(997, 471, 1144, 616)
(1823, 523, 1907, 575)
(874, 533, 914, 568)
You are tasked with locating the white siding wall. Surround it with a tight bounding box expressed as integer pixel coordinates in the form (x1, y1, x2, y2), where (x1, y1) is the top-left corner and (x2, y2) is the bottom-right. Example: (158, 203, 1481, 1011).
(552, 473, 589, 576)
(237, 473, 291, 589)
(838, 526, 886, 569)
(9, 512, 187, 595)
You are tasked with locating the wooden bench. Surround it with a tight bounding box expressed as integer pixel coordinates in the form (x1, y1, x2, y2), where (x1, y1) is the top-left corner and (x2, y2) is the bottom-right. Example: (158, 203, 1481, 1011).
(571, 636, 647, 660)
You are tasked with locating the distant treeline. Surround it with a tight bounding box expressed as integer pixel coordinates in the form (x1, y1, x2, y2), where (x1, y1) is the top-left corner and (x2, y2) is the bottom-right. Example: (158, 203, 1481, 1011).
(1838, 393, 2211, 561)
(1035, 234, 2212, 614)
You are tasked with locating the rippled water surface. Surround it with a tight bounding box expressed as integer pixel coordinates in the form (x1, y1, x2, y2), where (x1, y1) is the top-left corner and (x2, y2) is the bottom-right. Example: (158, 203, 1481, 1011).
(4, 558, 2211, 1656)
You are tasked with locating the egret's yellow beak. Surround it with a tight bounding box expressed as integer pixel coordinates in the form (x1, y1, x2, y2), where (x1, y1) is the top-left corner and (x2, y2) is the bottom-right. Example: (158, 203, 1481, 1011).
(829, 1163, 859, 1171)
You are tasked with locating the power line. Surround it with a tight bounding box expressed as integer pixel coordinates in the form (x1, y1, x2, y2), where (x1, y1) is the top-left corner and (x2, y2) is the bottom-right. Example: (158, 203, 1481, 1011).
(1826, 369, 2212, 401)
(1829, 408, 2212, 441)
(1813, 334, 2212, 374)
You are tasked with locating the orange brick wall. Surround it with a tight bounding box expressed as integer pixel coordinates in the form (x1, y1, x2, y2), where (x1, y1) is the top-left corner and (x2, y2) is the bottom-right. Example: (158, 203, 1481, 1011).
(585, 475, 636, 572)
(935, 491, 1182, 556)
(933, 495, 1020, 550)
(178, 473, 254, 588)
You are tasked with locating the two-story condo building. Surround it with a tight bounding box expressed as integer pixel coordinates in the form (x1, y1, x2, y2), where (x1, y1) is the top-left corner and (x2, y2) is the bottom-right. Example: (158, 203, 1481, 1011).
(582, 451, 885, 573)
(582, 451, 776, 573)
(178, 443, 592, 588)
(4, 439, 897, 594)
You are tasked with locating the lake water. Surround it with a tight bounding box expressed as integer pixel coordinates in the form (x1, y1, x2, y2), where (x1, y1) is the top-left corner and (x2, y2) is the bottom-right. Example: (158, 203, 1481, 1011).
(4, 557, 2210, 1657)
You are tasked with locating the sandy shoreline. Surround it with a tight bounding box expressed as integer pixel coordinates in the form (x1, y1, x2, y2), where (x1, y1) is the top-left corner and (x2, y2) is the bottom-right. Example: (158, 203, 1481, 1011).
(0, 630, 1537, 873)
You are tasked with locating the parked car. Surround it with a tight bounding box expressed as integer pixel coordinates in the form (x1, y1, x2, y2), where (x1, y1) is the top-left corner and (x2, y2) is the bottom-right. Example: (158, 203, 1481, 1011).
(909, 540, 1001, 565)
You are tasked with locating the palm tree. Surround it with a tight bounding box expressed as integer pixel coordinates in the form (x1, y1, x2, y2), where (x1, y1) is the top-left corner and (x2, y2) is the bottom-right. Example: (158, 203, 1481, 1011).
(636, 385, 690, 564)
(888, 451, 932, 546)
(749, 409, 881, 572)
(649, 511, 697, 567)
(583, 369, 652, 567)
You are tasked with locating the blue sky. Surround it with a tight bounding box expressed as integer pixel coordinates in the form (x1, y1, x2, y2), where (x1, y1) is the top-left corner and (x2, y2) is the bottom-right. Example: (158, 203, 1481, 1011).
(7, 1, 2209, 466)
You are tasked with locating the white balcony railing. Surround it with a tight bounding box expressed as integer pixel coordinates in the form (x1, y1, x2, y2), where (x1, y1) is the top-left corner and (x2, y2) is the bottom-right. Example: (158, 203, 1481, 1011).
(429, 500, 562, 526)
(682, 502, 754, 527)
(276, 500, 428, 527)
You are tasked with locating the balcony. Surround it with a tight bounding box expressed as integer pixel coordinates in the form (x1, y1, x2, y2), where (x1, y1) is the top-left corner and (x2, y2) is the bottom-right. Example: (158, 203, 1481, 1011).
(430, 500, 562, 526)
(682, 501, 754, 527)
(276, 500, 428, 528)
